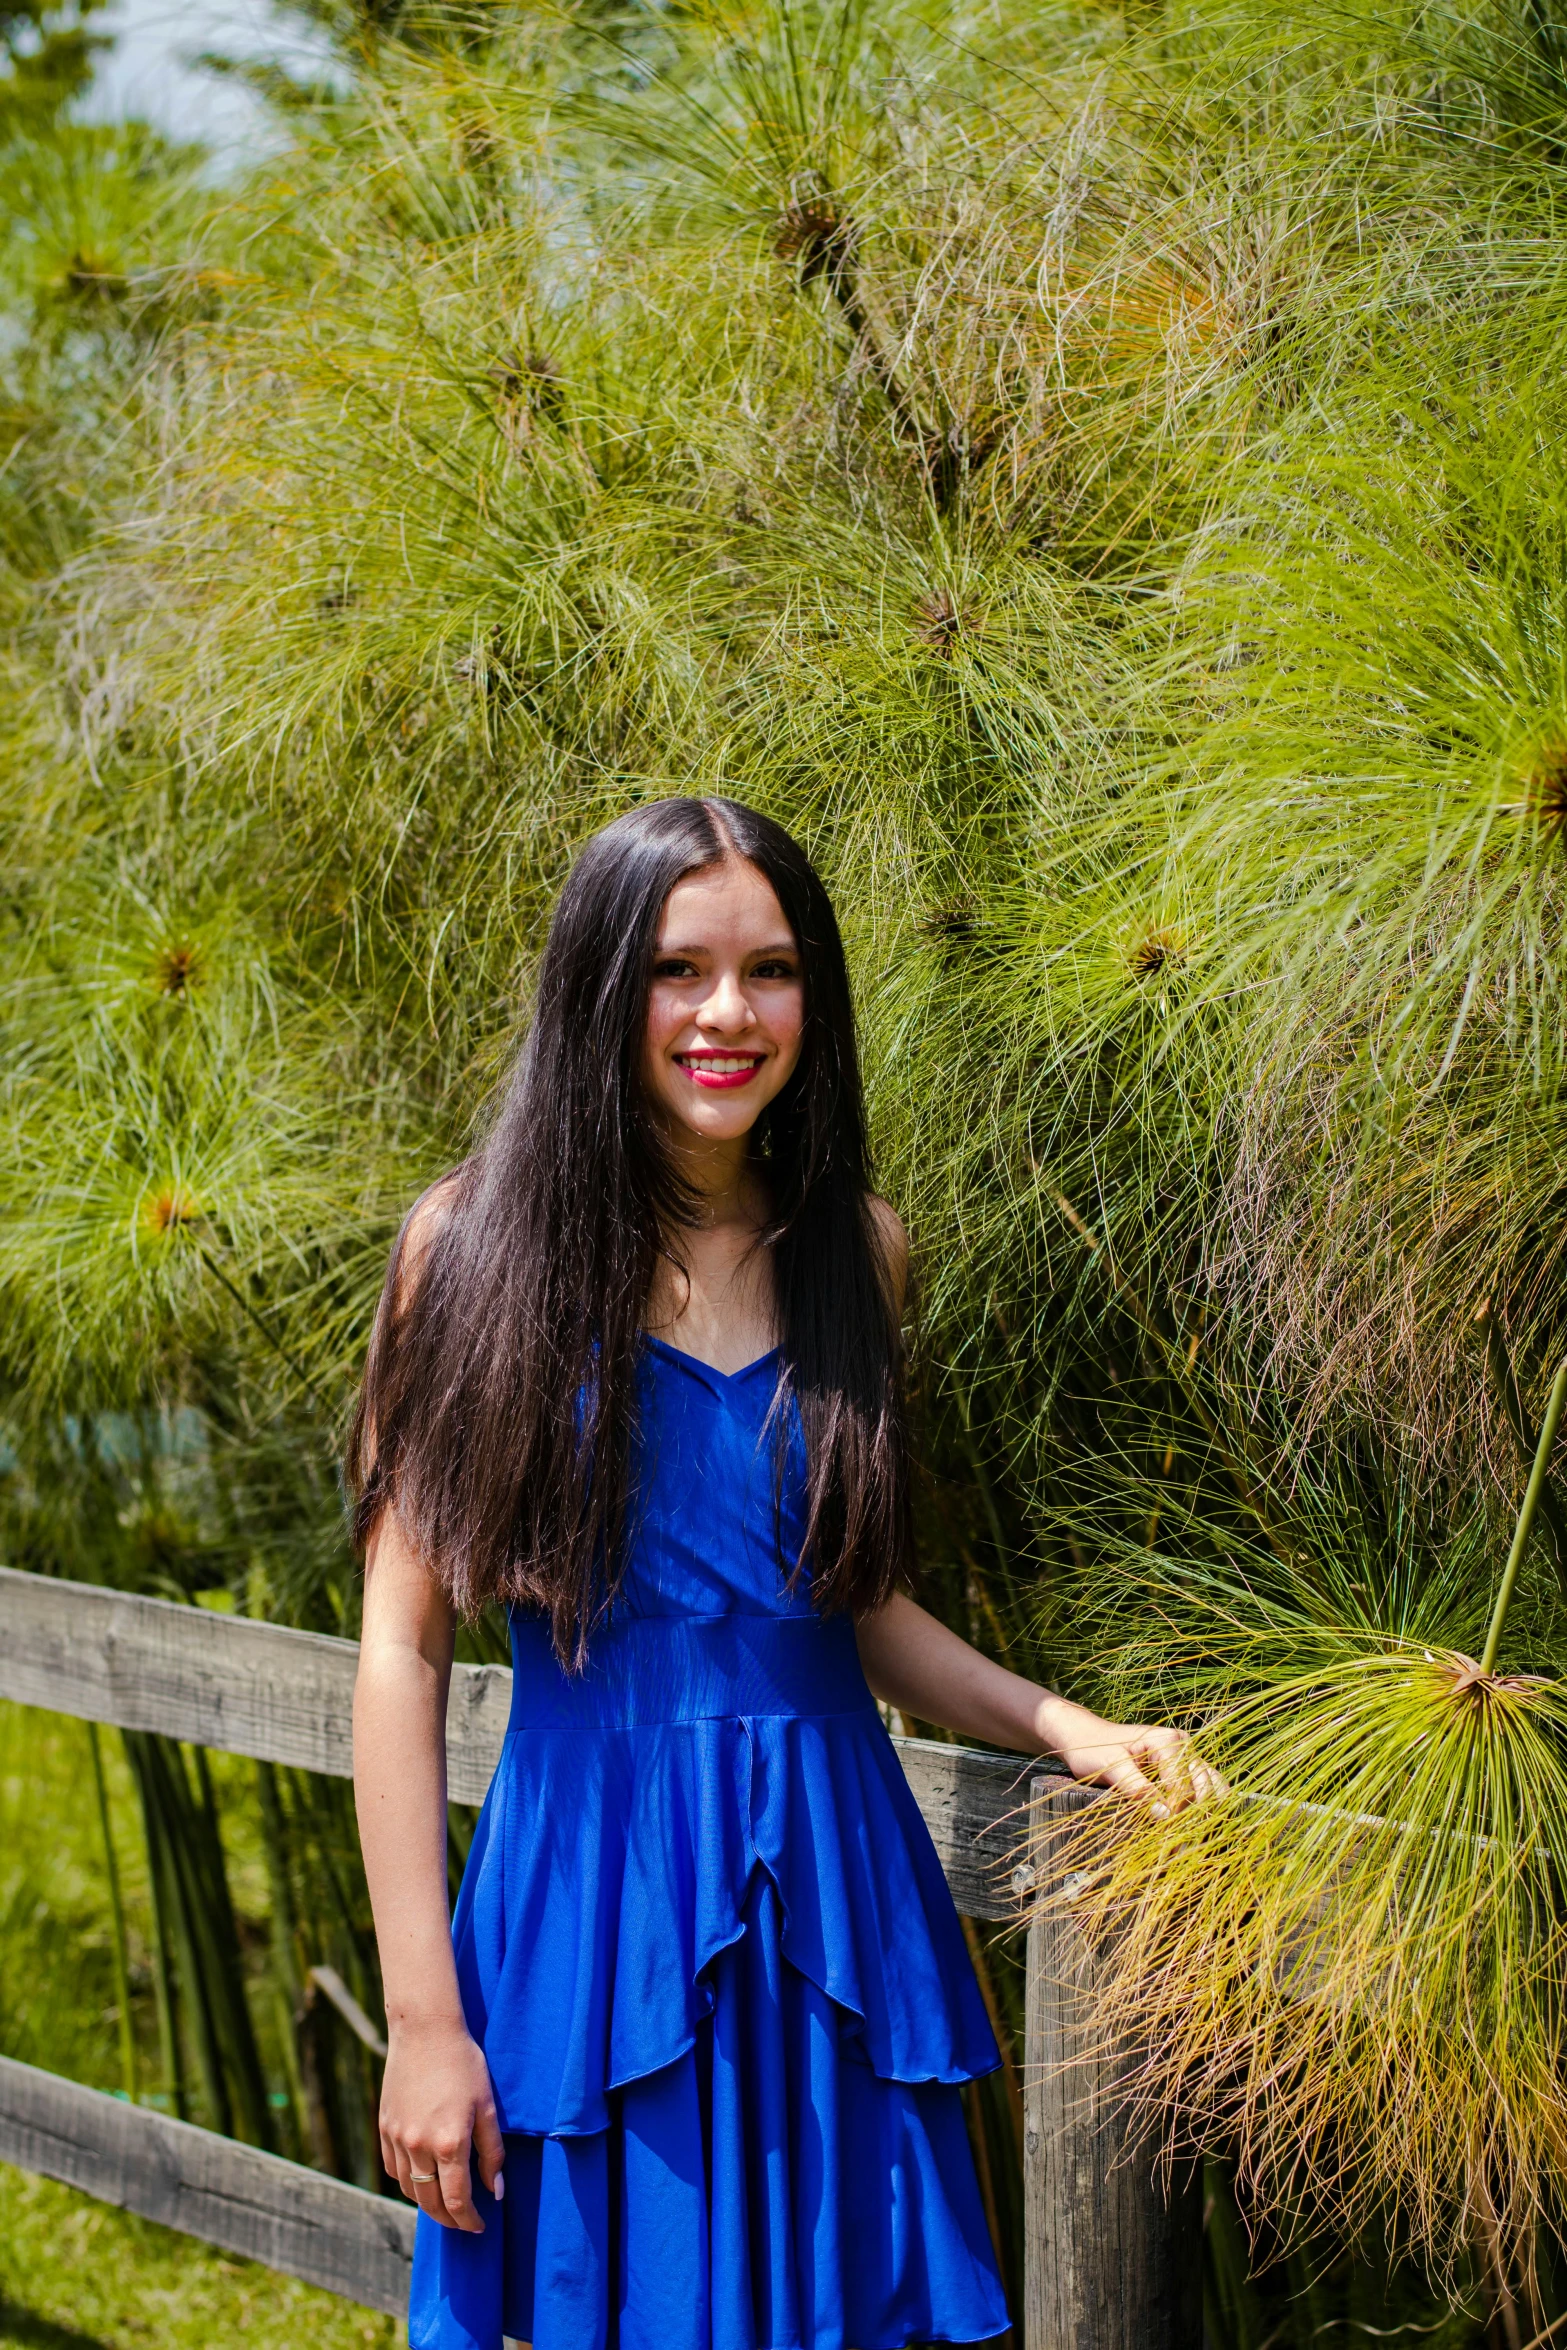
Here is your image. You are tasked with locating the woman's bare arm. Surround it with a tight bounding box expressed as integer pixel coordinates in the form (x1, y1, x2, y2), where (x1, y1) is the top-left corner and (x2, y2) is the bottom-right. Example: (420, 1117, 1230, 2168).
(354, 1507, 504, 2229)
(855, 1591, 1216, 1804)
(864, 1199, 1215, 1808)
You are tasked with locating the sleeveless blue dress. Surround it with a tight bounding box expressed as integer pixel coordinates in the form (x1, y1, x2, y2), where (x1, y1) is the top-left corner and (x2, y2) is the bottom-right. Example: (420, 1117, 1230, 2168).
(408, 1338, 1011, 2350)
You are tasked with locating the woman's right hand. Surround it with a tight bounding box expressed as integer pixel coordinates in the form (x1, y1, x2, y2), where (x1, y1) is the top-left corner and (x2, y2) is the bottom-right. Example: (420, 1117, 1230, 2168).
(379, 2017, 505, 2232)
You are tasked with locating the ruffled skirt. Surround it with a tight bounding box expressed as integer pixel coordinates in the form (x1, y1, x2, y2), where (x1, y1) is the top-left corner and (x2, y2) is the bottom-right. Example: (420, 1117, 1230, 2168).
(408, 1614, 1011, 2350)
(409, 1875, 1009, 2350)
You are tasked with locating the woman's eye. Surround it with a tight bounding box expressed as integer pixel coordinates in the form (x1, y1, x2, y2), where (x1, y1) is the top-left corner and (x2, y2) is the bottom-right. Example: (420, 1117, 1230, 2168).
(751, 960, 798, 980)
(653, 958, 698, 979)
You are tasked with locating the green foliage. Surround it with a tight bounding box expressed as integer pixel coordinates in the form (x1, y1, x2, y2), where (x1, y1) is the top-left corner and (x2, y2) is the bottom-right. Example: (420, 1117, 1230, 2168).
(0, 1703, 131, 2087)
(6, 0, 1567, 2331)
(0, 1, 108, 130)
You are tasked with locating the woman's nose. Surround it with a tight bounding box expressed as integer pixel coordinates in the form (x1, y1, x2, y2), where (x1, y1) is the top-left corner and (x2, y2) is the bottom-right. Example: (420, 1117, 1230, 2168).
(698, 970, 752, 1031)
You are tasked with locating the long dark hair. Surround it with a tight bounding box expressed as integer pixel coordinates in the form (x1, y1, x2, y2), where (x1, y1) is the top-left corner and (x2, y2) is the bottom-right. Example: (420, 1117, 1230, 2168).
(347, 797, 911, 1660)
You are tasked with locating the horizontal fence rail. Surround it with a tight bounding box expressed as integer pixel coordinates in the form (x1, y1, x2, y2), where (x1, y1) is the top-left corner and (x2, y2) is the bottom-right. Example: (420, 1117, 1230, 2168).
(0, 1565, 1196, 2348)
(0, 1564, 1050, 1917)
(0, 2053, 414, 2315)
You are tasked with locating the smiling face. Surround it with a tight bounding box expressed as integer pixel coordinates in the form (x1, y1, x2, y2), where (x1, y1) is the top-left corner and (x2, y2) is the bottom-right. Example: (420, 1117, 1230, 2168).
(642, 857, 805, 1154)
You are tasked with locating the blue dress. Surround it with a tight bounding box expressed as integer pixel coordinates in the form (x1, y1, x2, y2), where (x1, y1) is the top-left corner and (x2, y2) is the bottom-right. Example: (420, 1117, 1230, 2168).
(409, 1338, 1011, 2350)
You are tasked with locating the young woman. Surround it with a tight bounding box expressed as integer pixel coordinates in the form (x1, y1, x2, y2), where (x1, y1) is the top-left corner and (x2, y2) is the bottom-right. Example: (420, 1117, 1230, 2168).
(350, 798, 1211, 2350)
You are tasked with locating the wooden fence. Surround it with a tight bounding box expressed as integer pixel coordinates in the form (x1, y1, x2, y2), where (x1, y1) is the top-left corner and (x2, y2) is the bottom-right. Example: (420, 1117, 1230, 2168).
(0, 1564, 1197, 2348)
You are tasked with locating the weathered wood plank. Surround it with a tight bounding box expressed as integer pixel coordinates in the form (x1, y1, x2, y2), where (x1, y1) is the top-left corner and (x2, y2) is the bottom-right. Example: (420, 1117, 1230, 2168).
(894, 1733, 1050, 1922)
(443, 1651, 515, 1807)
(1022, 1780, 1200, 2350)
(0, 2053, 414, 2315)
(0, 1567, 1042, 1907)
(0, 1564, 509, 1806)
(0, 1563, 362, 1772)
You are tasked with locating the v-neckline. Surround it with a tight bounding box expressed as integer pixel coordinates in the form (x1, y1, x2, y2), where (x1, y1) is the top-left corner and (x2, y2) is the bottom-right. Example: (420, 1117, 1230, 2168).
(644, 1334, 780, 1384)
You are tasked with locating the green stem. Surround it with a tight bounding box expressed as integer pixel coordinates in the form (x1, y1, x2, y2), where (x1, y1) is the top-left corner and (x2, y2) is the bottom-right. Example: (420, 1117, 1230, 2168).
(1478, 1304, 1567, 1602)
(89, 1723, 138, 2104)
(196, 1242, 333, 1418)
(191, 1744, 274, 2148)
(255, 1761, 309, 2154)
(155, 1743, 232, 2136)
(126, 1734, 187, 2120)
(1480, 1359, 1567, 1674)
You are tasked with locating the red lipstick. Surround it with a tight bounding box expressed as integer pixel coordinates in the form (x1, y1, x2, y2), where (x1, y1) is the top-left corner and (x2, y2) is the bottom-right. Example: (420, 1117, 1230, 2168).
(676, 1053, 765, 1090)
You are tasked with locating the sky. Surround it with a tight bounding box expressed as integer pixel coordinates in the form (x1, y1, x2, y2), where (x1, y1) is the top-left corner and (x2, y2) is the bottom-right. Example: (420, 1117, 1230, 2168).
(79, 0, 342, 157)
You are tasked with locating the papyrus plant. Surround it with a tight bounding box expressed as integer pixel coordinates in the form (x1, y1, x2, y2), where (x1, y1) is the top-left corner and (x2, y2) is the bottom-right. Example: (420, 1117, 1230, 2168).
(1048, 1376, 1567, 2297)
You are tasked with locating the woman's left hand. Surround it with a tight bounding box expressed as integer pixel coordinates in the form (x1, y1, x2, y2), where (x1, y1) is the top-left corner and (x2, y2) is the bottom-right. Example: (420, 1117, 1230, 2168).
(1047, 1707, 1224, 1812)
(852, 1593, 1224, 1810)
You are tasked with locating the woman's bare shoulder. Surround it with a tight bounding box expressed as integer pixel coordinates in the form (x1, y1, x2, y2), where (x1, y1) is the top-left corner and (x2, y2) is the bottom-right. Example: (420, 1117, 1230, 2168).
(394, 1172, 463, 1304)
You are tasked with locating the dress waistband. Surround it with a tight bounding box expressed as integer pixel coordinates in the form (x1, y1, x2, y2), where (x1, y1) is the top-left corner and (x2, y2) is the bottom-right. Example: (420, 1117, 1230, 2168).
(505, 1610, 875, 1731)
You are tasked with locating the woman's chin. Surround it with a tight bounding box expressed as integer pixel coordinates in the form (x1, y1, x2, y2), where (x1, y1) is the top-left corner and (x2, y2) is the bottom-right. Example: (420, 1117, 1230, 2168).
(674, 1107, 764, 1144)
(658, 1090, 771, 1147)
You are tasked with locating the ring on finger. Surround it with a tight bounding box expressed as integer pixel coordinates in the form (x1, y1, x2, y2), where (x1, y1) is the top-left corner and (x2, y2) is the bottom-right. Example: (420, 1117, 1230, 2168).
(409, 2168, 436, 2184)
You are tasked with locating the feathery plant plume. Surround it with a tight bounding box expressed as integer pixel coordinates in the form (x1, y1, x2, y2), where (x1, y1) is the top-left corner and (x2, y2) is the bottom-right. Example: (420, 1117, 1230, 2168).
(1052, 1647, 1567, 2288)
(1043, 1379, 1567, 2295)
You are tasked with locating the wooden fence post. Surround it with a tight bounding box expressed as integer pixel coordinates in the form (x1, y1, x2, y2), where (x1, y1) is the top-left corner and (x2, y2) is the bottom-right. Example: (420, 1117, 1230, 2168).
(1022, 1779, 1201, 2350)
